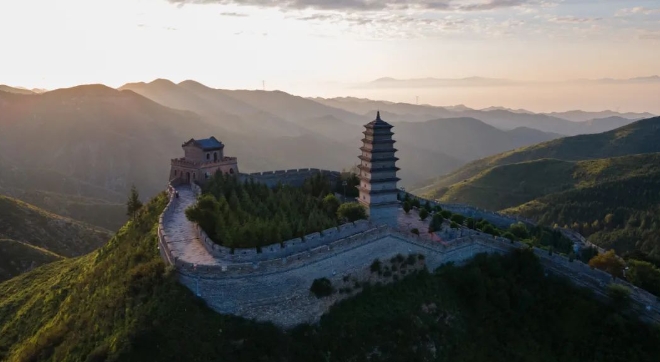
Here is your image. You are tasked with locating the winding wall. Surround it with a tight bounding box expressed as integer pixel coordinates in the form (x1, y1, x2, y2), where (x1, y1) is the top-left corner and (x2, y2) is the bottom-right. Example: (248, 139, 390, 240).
(156, 184, 660, 328)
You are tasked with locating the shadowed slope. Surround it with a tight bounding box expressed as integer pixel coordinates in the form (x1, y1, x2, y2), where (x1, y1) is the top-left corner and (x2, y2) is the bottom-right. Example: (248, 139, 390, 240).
(0, 239, 62, 282)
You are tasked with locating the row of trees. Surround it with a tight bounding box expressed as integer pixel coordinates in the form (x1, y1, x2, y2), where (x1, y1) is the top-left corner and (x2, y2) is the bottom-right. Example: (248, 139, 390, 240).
(185, 174, 366, 249)
(401, 192, 575, 255)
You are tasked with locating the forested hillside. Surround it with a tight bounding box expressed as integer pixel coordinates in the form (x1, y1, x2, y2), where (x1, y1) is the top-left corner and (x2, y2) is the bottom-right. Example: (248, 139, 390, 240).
(2, 193, 659, 362)
(0, 195, 110, 280)
(416, 116, 660, 194)
(413, 120, 660, 264)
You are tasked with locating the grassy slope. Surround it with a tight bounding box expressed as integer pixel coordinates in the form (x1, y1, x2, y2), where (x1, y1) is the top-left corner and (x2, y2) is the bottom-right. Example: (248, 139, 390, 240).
(12, 190, 126, 231)
(0, 239, 62, 282)
(2, 194, 660, 361)
(0, 195, 111, 258)
(416, 116, 660, 196)
(433, 153, 660, 211)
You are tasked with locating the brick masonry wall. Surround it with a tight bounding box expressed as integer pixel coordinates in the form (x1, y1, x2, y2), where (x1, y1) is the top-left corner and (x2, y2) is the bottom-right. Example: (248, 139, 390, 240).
(239, 168, 341, 188)
(156, 184, 660, 329)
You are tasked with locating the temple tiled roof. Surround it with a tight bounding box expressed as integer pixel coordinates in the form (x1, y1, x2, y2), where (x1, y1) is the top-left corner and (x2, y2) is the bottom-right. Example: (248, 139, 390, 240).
(364, 111, 393, 129)
(183, 136, 224, 151)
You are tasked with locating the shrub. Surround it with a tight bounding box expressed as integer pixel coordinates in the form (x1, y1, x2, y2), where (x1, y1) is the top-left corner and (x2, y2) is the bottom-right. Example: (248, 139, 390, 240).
(411, 199, 421, 208)
(411, 228, 420, 235)
(370, 259, 382, 273)
(502, 232, 516, 241)
(403, 202, 412, 214)
(419, 208, 429, 221)
(440, 210, 452, 219)
(607, 284, 631, 310)
(407, 254, 417, 266)
(383, 270, 393, 277)
(396, 254, 405, 263)
(337, 203, 367, 222)
(450, 214, 465, 225)
(310, 278, 334, 298)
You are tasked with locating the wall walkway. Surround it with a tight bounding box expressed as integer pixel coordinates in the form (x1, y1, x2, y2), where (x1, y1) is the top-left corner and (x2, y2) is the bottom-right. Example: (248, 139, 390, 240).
(156, 183, 660, 328)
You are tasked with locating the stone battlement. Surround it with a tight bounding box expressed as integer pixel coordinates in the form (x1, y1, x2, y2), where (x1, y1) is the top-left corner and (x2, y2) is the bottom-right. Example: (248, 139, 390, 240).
(157, 184, 660, 327)
(195, 219, 372, 262)
(240, 168, 340, 188)
(171, 157, 238, 168)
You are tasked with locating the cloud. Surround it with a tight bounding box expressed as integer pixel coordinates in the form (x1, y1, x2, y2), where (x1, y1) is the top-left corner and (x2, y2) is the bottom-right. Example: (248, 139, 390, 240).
(220, 11, 249, 16)
(167, 0, 544, 12)
(639, 32, 660, 40)
(616, 7, 660, 17)
(548, 16, 602, 24)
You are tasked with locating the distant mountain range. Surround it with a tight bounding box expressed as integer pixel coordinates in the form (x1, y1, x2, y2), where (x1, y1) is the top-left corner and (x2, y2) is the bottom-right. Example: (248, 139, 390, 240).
(362, 75, 660, 88)
(414, 116, 660, 195)
(313, 96, 652, 135)
(413, 116, 660, 262)
(0, 79, 656, 235)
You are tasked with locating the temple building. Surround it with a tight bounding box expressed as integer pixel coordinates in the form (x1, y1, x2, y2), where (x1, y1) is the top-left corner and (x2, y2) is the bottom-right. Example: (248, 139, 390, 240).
(169, 136, 238, 184)
(357, 112, 400, 227)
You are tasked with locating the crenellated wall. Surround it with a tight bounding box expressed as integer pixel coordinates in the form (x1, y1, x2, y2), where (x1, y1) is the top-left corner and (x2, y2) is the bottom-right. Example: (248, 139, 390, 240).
(240, 168, 341, 188)
(156, 184, 660, 329)
(195, 219, 372, 262)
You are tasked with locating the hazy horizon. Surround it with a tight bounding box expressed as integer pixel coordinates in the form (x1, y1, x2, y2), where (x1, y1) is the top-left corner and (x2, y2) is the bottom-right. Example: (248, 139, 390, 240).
(2, 0, 660, 113)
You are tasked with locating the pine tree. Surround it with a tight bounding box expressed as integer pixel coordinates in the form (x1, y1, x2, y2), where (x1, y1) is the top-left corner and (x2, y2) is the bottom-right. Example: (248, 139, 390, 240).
(126, 185, 143, 220)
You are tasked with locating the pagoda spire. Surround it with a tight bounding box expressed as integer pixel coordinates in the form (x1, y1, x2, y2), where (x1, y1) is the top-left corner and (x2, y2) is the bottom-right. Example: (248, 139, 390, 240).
(376, 110, 381, 121)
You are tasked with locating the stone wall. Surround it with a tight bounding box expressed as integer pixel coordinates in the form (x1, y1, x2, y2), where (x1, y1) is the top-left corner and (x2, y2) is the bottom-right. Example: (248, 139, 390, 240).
(169, 226, 660, 327)
(240, 168, 341, 188)
(157, 185, 178, 266)
(156, 185, 660, 329)
(195, 219, 372, 262)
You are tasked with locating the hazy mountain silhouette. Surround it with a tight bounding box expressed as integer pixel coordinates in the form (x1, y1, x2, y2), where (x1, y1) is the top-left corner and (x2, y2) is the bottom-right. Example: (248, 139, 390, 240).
(0, 85, 34, 95)
(546, 110, 653, 122)
(393, 118, 562, 162)
(415, 116, 660, 195)
(314, 96, 649, 135)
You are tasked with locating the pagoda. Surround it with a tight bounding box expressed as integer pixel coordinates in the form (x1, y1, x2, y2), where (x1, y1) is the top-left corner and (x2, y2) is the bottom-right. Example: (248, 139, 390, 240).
(357, 112, 400, 227)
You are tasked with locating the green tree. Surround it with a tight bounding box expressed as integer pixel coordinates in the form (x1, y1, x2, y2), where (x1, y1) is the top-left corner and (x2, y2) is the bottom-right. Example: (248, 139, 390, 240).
(607, 284, 631, 311)
(430, 213, 444, 232)
(310, 278, 334, 298)
(337, 203, 367, 222)
(450, 214, 465, 225)
(322, 194, 340, 216)
(509, 222, 529, 239)
(403, 202, 411, 214)
(411, 198, 421, 209)
(419, 208, 429, 221)
(627, 259, 660, 296)
(126, 185, 143, 220)
(423, 201, 432, 212)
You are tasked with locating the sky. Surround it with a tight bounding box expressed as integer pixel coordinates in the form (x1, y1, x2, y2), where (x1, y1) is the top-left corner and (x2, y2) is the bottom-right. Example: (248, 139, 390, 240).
(1, 0, 660, 112)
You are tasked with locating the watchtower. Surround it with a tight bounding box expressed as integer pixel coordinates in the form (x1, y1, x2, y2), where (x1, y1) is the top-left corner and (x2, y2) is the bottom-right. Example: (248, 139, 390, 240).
(170, 136, 239, 184)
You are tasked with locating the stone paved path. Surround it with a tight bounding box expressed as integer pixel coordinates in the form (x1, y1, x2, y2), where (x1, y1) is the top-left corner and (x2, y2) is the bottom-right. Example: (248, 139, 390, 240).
(163, 185, 220, 266)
